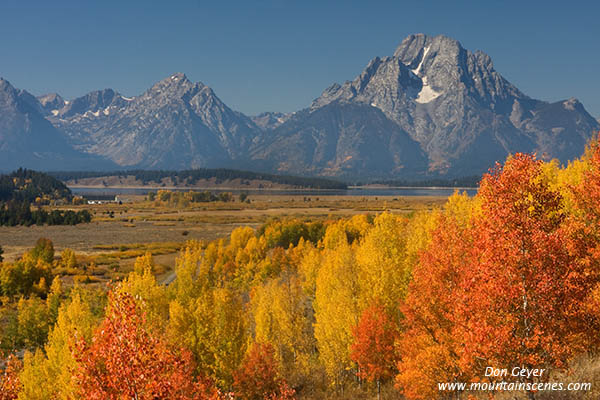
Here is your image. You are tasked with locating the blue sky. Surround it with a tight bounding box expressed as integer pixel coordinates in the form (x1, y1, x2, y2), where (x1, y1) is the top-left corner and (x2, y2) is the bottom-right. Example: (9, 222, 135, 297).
(1, 1, 599, 117)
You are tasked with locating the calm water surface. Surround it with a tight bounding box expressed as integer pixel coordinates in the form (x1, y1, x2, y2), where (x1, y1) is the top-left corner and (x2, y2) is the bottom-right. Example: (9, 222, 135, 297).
(71, 187, 478, 197)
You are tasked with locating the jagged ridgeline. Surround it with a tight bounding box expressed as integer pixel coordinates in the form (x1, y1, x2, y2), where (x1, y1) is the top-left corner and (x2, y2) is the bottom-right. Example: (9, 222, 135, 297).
(2, 34, 598, 178)
(49, 168, 348, 190)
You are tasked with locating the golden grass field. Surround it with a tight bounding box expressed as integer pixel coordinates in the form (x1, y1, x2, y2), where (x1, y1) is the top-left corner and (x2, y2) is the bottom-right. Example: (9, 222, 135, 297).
(0, 193, 448, 284)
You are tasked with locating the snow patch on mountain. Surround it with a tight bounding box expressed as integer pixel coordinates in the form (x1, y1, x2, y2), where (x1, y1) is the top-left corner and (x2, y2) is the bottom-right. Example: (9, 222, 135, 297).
(415, 76, 442, 103)
(411, 46, 430, 76)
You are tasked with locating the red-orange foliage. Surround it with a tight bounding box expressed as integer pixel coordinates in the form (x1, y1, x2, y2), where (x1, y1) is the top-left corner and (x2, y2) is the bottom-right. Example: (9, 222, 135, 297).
(459, 153, 600, 374)
(573, 138, 600, 223)
(350, 301, 399, 385)
(396, 215, 473, 399)
(571, 137, 600, 339)
(397, 152, 600, 399)
(74, 290, 221, 400)
(0, 355, 21, 400)
(233, 342, 295, 400)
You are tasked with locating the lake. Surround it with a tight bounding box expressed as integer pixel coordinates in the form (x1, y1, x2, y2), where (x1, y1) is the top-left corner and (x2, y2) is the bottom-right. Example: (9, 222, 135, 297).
(70, 186, 478, 197)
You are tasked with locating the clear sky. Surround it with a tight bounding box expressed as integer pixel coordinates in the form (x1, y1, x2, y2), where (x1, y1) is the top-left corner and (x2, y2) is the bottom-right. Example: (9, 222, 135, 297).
(1, 0, 599, 117)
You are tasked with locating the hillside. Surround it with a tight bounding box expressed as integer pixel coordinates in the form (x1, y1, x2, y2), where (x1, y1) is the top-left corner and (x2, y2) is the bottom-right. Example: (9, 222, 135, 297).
(0, 168, 72, 203)
(50, 169, 348, 190)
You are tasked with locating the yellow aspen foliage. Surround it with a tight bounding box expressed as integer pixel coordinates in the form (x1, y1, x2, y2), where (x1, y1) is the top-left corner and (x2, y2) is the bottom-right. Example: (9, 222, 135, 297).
(233, 235, 269, 288)
(402, 191, 477, 279)
(321, 220, 350, 250)
(46, 276, 63, 324)
(202, 239, 230, 286)
(314, 242, 361, 388)
(19, 294, 97, 400)
(17, 297, 50, 350)
(169, 246, 203, 307)
(403, 210, 441, 272)
(252, 275, 314, 378)
(60, 248, 77, 269)
(297, 243, 322, 298)
(557, 141, 597, 215)
(32, 277, 48, 298)
(167, 241, 210, 360)
(539, 158, 563, 193)
(209, 287, 247, 389)
(118, 253, 169, 332)
(169, 285, 247, 390)
(322, 215, 371, 249)
(443, 190, 481, 227)
(18, 350, 46, 400)
(355, 212, 410, 315)
(229, 226, 256, 251)
(132, 251, 155, 275)
(345, 214, 372, 238)
(286, 237, 313, 268)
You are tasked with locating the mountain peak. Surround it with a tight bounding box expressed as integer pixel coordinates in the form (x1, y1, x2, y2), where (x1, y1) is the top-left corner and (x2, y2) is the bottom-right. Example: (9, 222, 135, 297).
(303, 33, 598, 177)
(160, 72, 193, 86)
(0, 77, 16, 94)
(563, 97, 583, 111)
(143, 72, 202, 101)
(37, 93, 66, 115)
(170, 72, 187, 79)
(1, 35, 597, 178)
(394, 34, 466, 73)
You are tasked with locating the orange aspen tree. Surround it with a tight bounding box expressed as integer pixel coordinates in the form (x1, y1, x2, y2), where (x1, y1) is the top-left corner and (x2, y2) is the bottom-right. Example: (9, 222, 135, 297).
(233, 342, 295, 400)
(74, 290, 220, 400)
(351, 300, 399, 399)
(458, 154, 600, 389)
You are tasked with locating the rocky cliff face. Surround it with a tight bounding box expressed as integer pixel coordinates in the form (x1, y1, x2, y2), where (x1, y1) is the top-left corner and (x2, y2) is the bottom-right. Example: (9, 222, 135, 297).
(251, 112, 291, 131)
(270, 33, 598, 177)
(0, 78, 116, 171)
(250, 102, 428, 178)
(48, 73, 259, 169)
(2, 33, 597, 178)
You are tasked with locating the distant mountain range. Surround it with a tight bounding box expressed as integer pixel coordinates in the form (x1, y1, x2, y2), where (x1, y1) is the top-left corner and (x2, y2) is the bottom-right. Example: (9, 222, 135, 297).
(1, 33, 598, 179)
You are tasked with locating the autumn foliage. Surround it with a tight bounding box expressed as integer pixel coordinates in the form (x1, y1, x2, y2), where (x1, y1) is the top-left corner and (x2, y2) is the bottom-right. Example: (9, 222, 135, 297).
(0, 355, 21, 400)
(73, 291, 221, 400)
(458, 153, 600, 372)
(351, 300, 398, 395)
(3, 137, 600, 399)
(233, 342, 295, 400)
(396, 214, 472, 399)
(397, 151, 600, 399)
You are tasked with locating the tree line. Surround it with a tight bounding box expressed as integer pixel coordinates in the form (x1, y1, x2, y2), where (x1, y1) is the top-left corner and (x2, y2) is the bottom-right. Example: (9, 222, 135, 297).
(0, 169, 91, 226)
(369, 174, 481, 188)
(0, 168, 72, 203)
(0, 202, 92, 226)
(49, 168, 348, 190)
(147, 190, 236, 206)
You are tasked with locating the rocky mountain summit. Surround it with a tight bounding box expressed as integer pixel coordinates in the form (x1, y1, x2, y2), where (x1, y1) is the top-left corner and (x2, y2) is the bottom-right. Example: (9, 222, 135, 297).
(0, 78, 115, 171)
(1, 34, 597, 178)
(251, 112, 291, 131)
(47, 73, 257, 169)
(269, 33, 598, 177)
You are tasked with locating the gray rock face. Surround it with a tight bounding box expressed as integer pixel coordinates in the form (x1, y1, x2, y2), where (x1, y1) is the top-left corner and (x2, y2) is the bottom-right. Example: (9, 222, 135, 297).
(50, 73, 259, 169)
(292, 33, 598, 176)
(37, 93, 66, 114)
(57, 88, 127, 119)
(0, 78, 116, 171)
(2, 33, 598, 178)
(251, 112, 291, 131)
(250, 102, 428, 178)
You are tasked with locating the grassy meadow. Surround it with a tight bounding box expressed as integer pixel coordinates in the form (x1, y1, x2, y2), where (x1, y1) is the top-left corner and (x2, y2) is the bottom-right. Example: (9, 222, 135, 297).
(0, 193, 446, 286)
